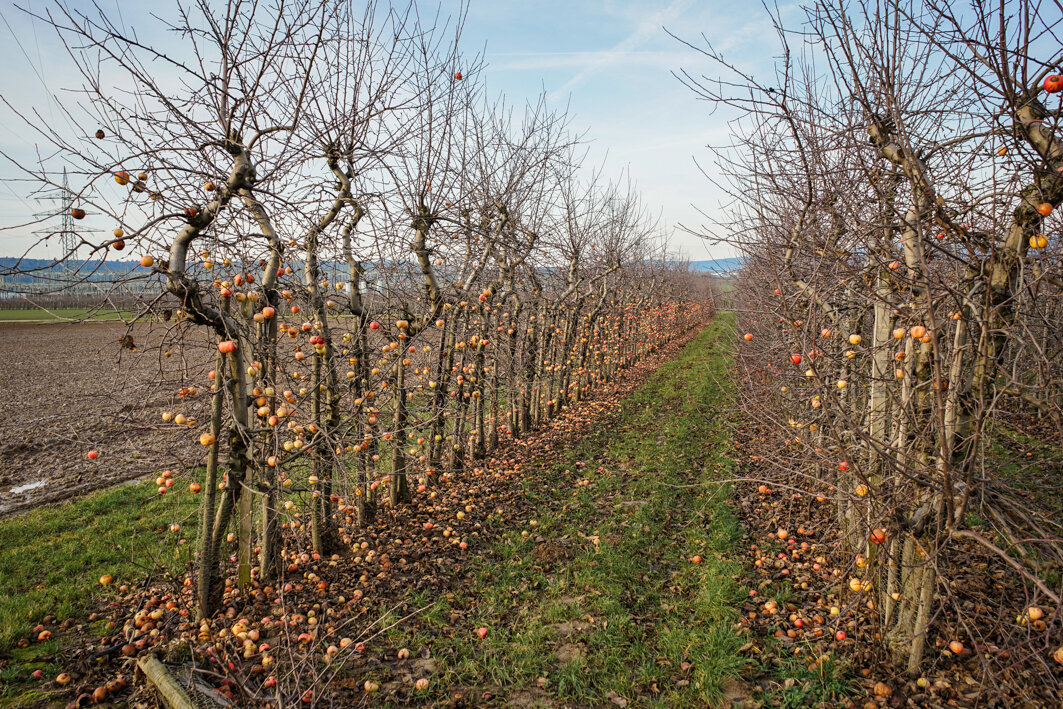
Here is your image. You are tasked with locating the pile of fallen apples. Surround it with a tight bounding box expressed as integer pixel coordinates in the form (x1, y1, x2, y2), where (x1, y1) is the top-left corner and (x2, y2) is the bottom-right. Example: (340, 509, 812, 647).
(17, 614, 131, 707)
(57, 675, 128, 708)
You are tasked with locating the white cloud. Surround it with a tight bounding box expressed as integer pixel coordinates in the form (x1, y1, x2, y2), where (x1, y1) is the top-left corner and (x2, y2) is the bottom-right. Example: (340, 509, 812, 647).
(547, 0, 695, 101)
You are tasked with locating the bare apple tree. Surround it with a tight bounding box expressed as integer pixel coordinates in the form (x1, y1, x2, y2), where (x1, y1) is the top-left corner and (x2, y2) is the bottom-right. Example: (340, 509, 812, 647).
(679, 0, 1063, 691)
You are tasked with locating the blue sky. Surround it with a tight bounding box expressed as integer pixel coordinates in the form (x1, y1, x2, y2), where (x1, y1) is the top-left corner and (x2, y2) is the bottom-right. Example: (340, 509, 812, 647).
(0, 0, 790, 259)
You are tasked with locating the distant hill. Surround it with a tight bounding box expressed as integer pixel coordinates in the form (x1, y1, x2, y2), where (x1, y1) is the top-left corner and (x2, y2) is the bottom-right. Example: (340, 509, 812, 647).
(1, 257, 143, 274)
(0, 256, 746, 296)
(1, 257, 149, 291)
(688, 257, 743, 275)
(0, 257, 373, 292)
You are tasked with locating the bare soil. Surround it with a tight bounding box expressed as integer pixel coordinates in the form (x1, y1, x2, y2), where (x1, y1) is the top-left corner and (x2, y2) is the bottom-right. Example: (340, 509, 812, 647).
(0, 321, 212, 518)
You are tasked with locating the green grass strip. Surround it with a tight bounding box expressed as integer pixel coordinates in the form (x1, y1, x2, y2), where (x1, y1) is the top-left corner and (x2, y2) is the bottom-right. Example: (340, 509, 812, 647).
(416, 315, 751, 706)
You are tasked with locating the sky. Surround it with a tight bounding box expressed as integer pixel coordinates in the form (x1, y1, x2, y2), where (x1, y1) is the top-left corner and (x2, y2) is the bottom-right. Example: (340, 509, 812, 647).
(0, 0, 794, 260)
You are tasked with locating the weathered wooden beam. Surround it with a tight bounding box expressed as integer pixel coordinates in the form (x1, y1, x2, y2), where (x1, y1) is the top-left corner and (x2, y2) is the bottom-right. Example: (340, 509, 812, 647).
(136, 655, 197, 709)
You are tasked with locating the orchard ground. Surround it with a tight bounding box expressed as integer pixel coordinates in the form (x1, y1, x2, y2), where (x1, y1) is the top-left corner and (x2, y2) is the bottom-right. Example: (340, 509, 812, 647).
(0, 314, 870, 707)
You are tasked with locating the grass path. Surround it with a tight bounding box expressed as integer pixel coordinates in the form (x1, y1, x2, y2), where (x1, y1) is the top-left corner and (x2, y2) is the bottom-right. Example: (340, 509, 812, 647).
(0, 482, 194, 706)
(404, 315, 751, 706)
(0, 483, 193, 651)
